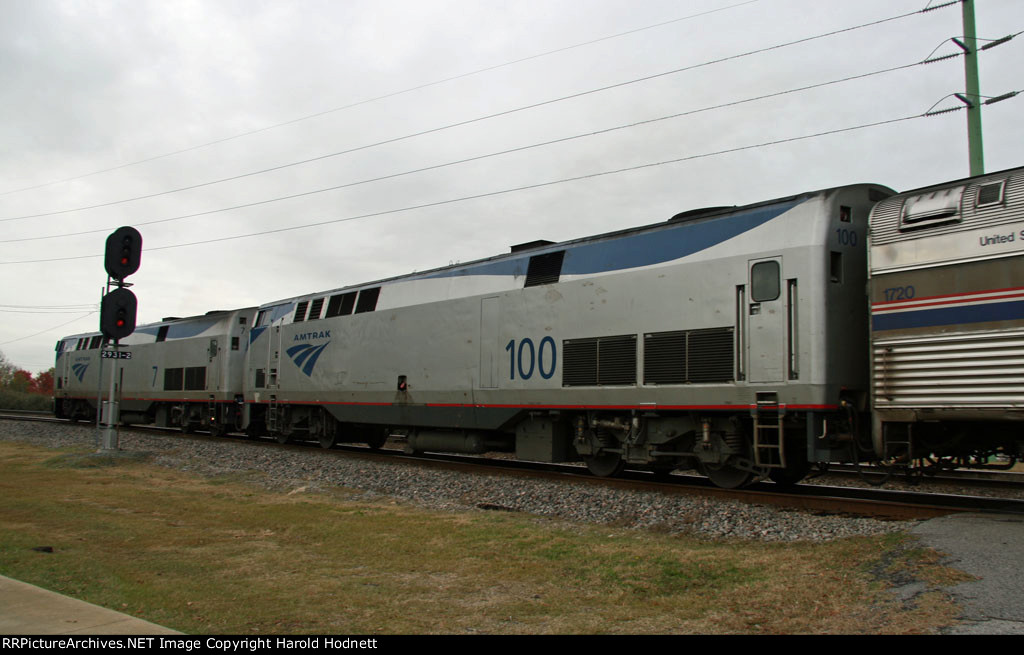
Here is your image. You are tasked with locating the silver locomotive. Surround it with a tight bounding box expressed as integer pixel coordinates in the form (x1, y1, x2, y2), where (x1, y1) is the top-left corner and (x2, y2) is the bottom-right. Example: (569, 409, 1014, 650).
(55, 308, 255, 434)
(54, 167, 1024, 487)
(243, 182, 891, 487)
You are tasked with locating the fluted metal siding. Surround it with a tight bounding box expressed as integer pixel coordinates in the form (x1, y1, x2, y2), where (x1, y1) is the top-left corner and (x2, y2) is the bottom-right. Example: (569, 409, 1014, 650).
(873, 330, 1024, 407)
(870, 170, 1024, 247)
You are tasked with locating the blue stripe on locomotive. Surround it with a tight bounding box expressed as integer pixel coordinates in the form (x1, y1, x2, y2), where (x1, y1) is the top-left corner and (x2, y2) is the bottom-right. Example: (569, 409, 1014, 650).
(421, 198, 803, 280)
(247, 194, 805, 345)
(134, 319, 222, 339)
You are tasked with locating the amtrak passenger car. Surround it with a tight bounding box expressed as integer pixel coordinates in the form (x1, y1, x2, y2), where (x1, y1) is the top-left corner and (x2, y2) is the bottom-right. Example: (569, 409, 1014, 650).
(55, 309, 255, 433)
(869, 166, 1024, 465)
(244, 184, 891, 487)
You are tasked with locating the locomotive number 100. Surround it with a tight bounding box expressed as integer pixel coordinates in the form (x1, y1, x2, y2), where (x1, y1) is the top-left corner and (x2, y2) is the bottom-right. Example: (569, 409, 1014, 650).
(505, 337, 557, 380)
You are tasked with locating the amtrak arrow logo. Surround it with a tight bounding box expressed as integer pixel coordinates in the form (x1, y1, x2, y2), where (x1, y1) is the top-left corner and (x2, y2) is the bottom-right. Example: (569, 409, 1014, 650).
(71, 363, 89, 382)
(286, 342, 330, 377)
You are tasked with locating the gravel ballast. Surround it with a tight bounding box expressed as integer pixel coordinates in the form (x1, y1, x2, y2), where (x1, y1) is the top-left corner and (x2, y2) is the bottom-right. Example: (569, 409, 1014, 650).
(1, 419, 919, 542)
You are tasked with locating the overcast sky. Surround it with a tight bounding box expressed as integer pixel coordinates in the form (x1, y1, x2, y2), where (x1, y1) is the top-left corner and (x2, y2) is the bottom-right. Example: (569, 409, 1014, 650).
(1, 0, 1021, 373)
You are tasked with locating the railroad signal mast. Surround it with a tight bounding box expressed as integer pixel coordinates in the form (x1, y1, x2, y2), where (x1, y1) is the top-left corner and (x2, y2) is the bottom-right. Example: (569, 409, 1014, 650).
(99, 226, 142, 452)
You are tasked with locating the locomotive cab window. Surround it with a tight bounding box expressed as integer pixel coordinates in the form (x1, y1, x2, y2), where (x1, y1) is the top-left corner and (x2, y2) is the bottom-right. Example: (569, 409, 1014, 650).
(326, 292, 357, 318)
(751, 261, 780, 302)
(355, 287, 381, 314)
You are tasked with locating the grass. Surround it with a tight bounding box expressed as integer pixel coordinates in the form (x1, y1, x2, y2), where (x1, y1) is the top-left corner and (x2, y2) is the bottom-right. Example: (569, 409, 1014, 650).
(0, 440, 965, 634)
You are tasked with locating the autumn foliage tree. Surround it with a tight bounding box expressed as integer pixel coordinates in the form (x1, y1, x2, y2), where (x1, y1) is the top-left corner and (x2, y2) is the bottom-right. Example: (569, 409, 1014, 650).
(33, 369, 54, 395)
(0, 350, 55, 410)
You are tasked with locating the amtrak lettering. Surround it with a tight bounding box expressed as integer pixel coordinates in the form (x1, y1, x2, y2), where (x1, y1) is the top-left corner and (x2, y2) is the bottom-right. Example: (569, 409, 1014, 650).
(293, 330, 331, 341)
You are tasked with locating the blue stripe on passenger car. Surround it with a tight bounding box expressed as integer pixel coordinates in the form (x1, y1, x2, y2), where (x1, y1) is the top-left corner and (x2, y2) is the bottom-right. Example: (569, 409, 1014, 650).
(872, 300, 1024, 331)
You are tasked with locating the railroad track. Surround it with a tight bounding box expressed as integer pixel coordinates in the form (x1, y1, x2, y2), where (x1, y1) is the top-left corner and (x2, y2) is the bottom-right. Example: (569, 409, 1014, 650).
(3, 414, 1023, 521)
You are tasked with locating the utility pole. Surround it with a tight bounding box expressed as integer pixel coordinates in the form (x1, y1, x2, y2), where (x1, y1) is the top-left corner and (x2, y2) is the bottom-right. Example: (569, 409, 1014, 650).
(930, 2, 1019, 173)
(957, 0, 984, 176)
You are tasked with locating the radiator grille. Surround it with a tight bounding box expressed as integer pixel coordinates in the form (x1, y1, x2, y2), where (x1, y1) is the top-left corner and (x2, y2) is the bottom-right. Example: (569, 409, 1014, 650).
(184, 366, 207, 391)
(873, 331, 1024, 407)
(644, 327, 734, 384)
(563, 334, 636, 386)
(307, 297, 325, 321)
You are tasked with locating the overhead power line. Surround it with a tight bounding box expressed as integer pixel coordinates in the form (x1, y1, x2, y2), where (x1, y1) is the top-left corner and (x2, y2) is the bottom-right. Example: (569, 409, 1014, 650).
(0, 312, 97, 346)
(1, 54, 953, 244)
(0, 1, 958, 224)
(6, 104, 1005, 267)
(0, 0, 762, 198)
(0, 303, 97, 309)
(0, 309, 97, 314)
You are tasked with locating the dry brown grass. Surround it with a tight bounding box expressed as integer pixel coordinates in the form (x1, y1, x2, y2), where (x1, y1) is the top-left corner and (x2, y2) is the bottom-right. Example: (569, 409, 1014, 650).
(0, 441, 965, 634)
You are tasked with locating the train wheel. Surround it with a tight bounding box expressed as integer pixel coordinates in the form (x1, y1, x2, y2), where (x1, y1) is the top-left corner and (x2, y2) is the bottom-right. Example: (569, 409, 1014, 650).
(768, 459, 811, 488)
(319, 433, 337, 449)
(366, 430, 388, 450)
(276, 432, 290, 445)
(584, 452, 625, 477)
(700, 463, 753, 489)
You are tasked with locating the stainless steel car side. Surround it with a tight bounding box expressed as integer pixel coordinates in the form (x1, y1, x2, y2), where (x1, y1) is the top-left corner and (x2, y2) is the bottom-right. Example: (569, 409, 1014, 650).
(869, 166, 1024, 466)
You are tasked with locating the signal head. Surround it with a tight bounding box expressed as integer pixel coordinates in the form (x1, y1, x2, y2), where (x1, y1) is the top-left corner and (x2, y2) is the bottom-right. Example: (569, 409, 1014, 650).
(104, 226, 142, 281)
(100, 287, 138, 340)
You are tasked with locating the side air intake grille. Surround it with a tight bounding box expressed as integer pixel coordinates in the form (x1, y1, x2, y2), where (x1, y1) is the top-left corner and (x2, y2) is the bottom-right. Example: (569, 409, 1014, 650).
(644, 327, 734, 384)
(307, 298, 325, 321)
(524, 251, 565, 287)
(563, 334, 637, 386)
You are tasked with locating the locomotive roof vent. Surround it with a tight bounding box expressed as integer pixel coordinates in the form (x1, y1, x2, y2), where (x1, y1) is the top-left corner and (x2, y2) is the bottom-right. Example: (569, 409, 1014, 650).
(510, 239, 555, 253)
(524, 250, 565, 287)
(668, 206, 736, 223)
